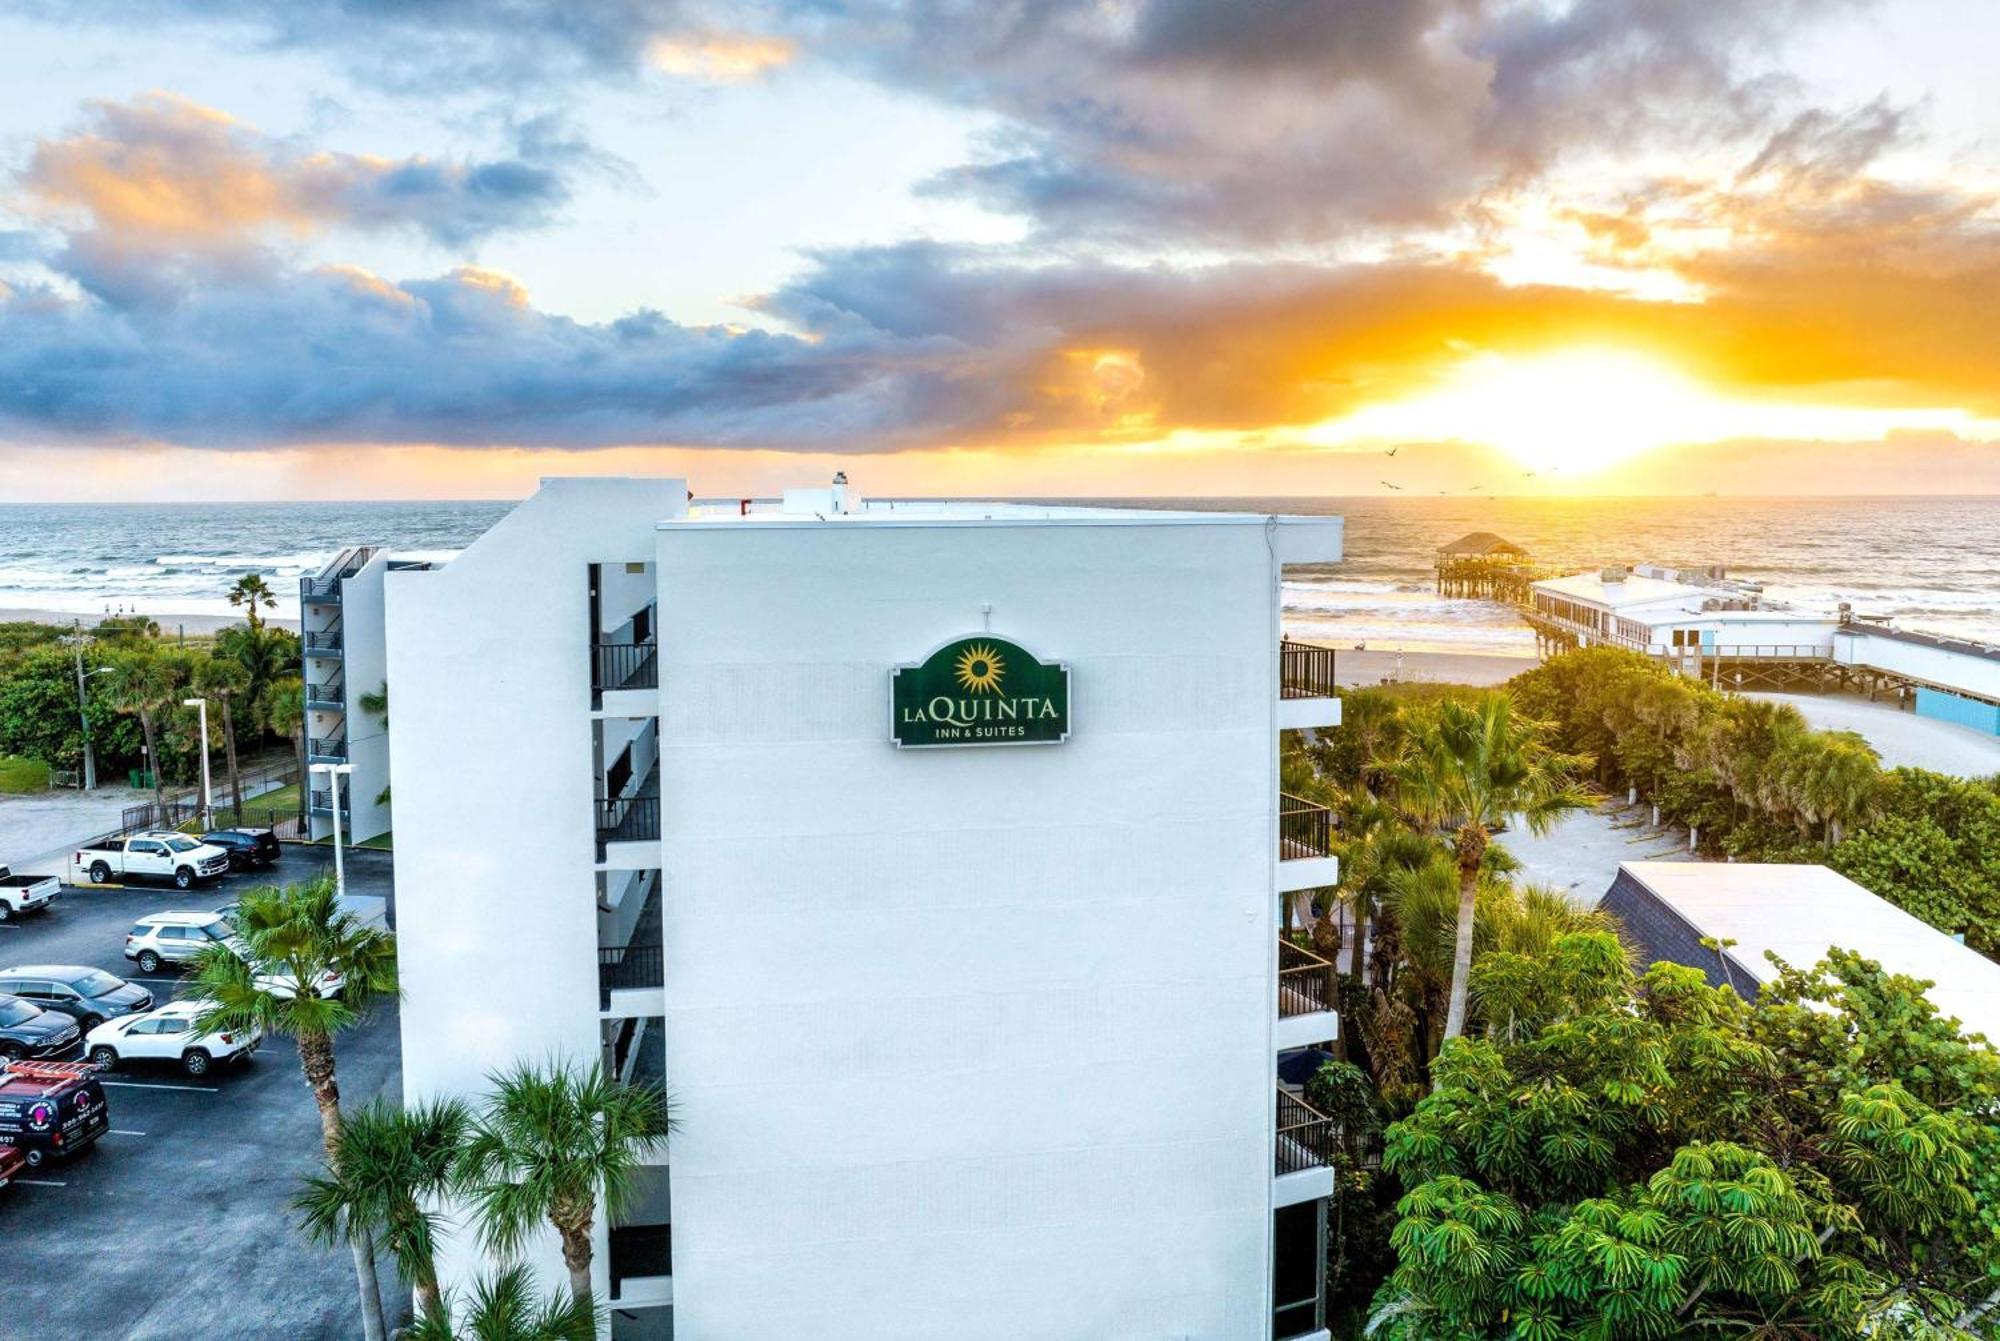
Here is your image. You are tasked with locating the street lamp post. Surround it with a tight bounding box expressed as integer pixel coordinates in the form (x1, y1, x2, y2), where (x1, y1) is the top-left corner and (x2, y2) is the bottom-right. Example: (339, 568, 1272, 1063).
(63, 623, 111, 791)
(310, 762, 354, 903)
(181, 697, 213, 830)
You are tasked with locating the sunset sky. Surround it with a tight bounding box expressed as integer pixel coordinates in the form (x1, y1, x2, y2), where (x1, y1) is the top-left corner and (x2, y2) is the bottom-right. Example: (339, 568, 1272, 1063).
(2, 0, 1998, 499)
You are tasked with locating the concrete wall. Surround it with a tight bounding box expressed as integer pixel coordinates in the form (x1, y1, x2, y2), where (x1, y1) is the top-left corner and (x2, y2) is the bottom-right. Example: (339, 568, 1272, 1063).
(341, 552, 393, 844)
(386, 477, 688, 1304)
(1839, 628, 2000, 702)
(652, 515, 1285, 1341)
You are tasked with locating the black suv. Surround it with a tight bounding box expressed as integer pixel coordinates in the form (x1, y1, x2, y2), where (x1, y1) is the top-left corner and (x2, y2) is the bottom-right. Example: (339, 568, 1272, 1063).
(0, 966, 152, 1031)
(199, 827, 282, 870)
(0, 995, 82, 1062)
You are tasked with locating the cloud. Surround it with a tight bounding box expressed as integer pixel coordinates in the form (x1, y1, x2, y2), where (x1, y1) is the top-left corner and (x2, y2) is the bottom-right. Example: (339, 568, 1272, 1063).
(19, 93, 571, 263)
(647, 30, 795, 82)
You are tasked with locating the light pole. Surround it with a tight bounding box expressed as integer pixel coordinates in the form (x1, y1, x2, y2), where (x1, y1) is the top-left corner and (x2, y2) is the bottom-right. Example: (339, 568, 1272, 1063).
(63, 623, 112, 791)
(311, 762, 354, 903)
(182, 697, 213, 830)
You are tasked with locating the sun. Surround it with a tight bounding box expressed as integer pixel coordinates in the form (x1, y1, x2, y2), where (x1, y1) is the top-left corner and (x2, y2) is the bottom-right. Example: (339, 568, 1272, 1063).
(1311, 348, 1724, 474)
(954, 643, 1005, 693)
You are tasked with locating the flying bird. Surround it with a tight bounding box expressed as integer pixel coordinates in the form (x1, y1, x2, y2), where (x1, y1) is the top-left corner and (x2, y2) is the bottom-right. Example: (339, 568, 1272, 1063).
(1384, 446, 1399, 457)
(1380, 480, 1403, 491)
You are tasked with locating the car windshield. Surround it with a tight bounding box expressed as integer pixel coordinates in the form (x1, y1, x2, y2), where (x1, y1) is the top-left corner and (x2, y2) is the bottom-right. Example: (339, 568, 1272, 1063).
(0, 998, 40, 1026)
(163, 837, 199, 853)
(199, 920, 235, 942)
(72, 970, 124, 996)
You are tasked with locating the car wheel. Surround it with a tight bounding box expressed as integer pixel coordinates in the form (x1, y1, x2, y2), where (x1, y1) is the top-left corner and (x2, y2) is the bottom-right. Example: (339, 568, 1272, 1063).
(0, 904, 10, 923)
(174, 866, 195, 890)
(0, 1041, 22, 1061)
(79, 1015, 103, 1033)
(90, 861, 111, 884)
(135, 950, 162, 974)
(89, 1045, 118, 1070)
(24, 1148, 45, 1168)
(182, 1049, 211, 1076)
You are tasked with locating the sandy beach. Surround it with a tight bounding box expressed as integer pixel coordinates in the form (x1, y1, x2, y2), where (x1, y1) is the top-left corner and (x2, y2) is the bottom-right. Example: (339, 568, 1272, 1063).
(1323, 645, 1538, 688)
(0, 606, 300, 634)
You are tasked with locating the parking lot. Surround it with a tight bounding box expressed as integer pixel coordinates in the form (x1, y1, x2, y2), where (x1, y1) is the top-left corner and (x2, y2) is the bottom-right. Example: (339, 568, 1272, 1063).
(0, 844, 405, 1339)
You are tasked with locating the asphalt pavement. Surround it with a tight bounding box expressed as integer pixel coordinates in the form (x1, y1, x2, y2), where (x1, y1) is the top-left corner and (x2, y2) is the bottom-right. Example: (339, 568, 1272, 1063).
(0, 845, 405, 1340)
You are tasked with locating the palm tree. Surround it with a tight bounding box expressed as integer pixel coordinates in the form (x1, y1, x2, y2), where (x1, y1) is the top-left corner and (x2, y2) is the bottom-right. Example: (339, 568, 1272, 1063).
(457, 1058, 671, 1311)
(228, 573, 278, 630)
(218, 622, 298, 729)
(104, 652, 180, 814)
(187, 878, 400, 1341)
(265, 676, 307, 829)
(1382, 693, 1593, 1048)
(1334, 789, 1442, 982)
(405, 1266, 600, 1341)
(295, 1097, 472, 1322)
(195, 654, 252, 822)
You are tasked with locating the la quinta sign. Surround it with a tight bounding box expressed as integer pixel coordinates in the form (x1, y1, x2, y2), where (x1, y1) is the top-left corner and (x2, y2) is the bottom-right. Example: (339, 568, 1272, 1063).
(892, 635, 1070, 748)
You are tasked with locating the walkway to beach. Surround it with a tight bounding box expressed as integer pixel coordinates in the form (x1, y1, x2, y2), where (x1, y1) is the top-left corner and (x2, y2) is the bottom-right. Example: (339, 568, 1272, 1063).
(1750, 692, 2000, 778)
(1501, 799, 1694, 907)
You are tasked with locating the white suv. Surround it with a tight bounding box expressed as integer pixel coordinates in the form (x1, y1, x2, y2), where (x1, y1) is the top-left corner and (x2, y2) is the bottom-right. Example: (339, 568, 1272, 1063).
(85, 1000, 260, 1076)
(122, 911, 343, 999)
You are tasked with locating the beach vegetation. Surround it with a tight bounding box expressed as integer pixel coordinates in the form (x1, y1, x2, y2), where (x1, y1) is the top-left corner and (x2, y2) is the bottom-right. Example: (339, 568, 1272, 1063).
(187, 877, 400, 1341)
(455, 1057, 673, 1312)
(1509, 648, 2000, 957)
(227, 573, 278, 630)
(1366, 935, 2000, 1339)
(0, 753, 50, 792)
(404, 1265, 600, 1341)
(1376, 693, 1594, 1047)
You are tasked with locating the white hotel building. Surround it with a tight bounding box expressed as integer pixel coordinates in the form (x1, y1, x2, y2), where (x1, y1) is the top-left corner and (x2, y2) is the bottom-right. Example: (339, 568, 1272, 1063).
(384, 477, 1346, 1340)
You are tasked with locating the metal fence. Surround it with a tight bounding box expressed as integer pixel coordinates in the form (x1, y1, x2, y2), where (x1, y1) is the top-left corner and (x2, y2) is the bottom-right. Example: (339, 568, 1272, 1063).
(1277, 938, 1337, 1017)
(1279, 793, 1334, 859)
(1274, 1088, 1336, 1176)
(597, 943, 665, 1007)
(592, 642, 659, 699)
(1279, 639, 1338, 699)
(595, 793, 661, 855)
(118, 758, 300, 836)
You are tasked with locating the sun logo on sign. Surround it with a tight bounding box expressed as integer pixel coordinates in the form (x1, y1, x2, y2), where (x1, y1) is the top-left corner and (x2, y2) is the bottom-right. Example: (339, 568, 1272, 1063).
(954, 643, 1005, 694)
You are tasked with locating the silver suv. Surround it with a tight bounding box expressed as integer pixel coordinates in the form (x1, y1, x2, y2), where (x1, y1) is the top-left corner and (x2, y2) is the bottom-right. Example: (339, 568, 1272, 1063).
(123, 911, 239, 975)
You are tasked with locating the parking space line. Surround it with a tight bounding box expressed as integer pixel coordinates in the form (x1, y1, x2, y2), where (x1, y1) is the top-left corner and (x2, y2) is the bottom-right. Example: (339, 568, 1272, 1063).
(108, 1128, 148, 1136)
(12, 1178, 67, 1187)
(99, 1079, 219, 1093)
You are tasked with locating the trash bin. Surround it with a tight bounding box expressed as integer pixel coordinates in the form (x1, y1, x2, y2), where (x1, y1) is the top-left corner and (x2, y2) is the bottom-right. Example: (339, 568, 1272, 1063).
(127, 768, 155, 788)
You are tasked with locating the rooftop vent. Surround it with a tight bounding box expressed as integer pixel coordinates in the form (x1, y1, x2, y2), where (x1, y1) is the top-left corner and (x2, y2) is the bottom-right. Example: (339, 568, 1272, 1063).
(1599, 565, 1628, 585)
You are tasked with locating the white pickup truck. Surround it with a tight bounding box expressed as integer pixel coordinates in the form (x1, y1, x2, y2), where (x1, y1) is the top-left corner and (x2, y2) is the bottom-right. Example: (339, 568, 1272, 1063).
(72, 832, 232, 890)
(0, 865, 60, 921)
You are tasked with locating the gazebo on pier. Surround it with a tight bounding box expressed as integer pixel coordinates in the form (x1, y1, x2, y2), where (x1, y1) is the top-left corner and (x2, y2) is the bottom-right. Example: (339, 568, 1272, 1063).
(1435, 532, 1542, 601)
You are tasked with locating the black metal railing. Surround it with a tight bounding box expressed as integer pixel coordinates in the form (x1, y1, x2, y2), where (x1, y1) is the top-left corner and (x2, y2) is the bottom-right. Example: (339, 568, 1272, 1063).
(1278, 938, 1337, 1018)
(305, 679, 345, 710)
(1279, 794, 1333, 859)
(595, 793, 661, 854)
(593, 642, 659, 697)
(598, 943, 664, 1006)
(305, 626, 344, 653)
(608, 1224, 672, 1300)
(1279, 639, 1338, 699)
(307, 736, 349, 762)
(1275, 1088, 1336, 1176)
(308, 789, 353, 816)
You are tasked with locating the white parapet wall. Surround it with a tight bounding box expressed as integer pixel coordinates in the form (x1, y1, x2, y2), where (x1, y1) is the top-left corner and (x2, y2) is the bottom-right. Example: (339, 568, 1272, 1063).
(652, 509, 1297, 1340)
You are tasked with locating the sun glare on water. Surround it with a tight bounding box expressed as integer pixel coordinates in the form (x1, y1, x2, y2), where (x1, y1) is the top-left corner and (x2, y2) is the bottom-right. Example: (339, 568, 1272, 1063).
(1305, 348, 1983, 477)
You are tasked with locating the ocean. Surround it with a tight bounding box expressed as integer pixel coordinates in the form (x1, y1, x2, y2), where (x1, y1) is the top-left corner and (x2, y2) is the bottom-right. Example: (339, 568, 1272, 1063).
(3, 496, 1997, 654)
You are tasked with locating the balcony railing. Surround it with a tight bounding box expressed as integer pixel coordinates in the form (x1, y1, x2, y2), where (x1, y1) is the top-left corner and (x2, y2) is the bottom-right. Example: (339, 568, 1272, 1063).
(595, 793, 661, 855)
(304, 679, 345, 711)
(592, 642, 659, 698)
(307, 736, 349, 763)
(598, 943, 664, 1007)
(308, 789, 352, 816)
(1275, 1088, 1336, 1176)
(304, 626, 344, 654)
(1279, 794, 1333, 859)
(608, 1223, 672, 1301)
(1278, 938, 1337, 1018)
(1279, 639, 1338, 699)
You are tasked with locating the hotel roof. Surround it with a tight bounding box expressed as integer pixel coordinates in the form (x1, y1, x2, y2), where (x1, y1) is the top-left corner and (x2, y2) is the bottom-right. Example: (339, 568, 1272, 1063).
(1602, 861, 2000, 1044)
(1532, 570, 1830, 624)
